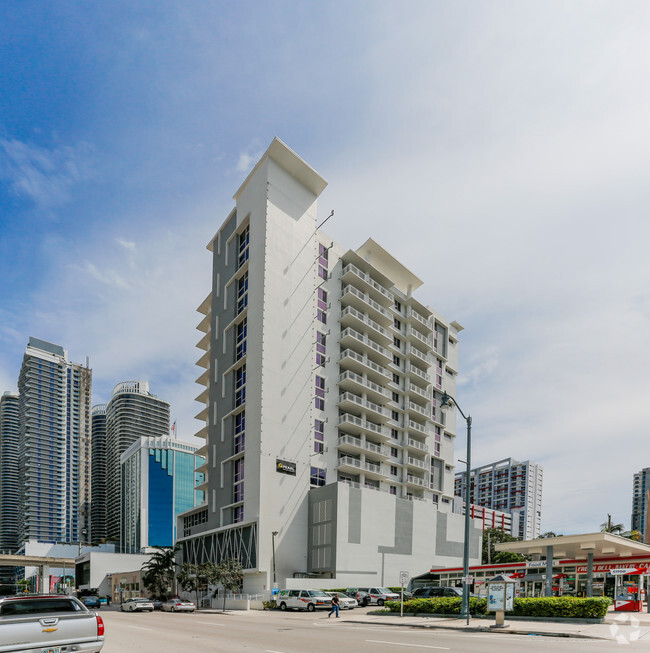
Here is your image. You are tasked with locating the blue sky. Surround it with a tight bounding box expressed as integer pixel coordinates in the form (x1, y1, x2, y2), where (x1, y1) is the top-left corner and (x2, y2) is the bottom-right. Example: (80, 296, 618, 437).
(2, 1, 650, 536)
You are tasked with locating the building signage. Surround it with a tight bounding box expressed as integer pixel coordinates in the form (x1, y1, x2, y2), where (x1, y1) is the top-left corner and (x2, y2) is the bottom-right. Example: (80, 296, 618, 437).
(527, 561, 560, 568)
(276, 459, 296, 476)
(575, 563, 649, 574)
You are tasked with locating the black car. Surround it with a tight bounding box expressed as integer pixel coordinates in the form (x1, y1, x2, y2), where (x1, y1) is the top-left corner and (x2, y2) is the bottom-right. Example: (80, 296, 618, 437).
(412, 586, 463, 598)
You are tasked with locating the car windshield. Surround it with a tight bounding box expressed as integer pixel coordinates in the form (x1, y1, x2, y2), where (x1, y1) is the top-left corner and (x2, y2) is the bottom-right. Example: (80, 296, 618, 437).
(377, 588, 393, 594)
(308, 590, 330, 597)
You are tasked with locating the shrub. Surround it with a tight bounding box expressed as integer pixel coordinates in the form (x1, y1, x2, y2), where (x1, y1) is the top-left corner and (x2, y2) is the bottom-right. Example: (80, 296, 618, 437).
(384, 597, 487, 615)
(509, 597, 610, 619)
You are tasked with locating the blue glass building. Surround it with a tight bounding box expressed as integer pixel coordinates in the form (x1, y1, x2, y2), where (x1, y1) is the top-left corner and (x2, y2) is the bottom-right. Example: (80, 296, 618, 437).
(121, 436, 204, 552)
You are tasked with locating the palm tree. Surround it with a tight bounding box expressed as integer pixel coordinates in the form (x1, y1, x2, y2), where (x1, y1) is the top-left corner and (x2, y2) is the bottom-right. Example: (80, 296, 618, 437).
(600, 514, 625, 535)
(141, 543, 182, 599)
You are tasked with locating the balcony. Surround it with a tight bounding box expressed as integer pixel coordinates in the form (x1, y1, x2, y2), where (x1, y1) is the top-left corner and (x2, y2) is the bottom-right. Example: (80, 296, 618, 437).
(338, 413, 391, 441)
(196, 350, 210, 370)
(340, 306, 392, 344)
(195, 368, 209, 387)
(338, 392, 390, 422)
(339, 370, 390, 403)
(196, 331, 211, 352)
(341, 263, 394, 305)
(405, 437, 428, 453)
(405, 474, 428, 488)
(339, 330, 392, 364)
(407, 401, 430, 421)
(338, 434, 390, 459)
(408, 419, 432, 436)
(405, 363, 431, 386)
(406, 326, 433, 350)
(197, 292, 212, 316)
(341, 285, 393, 325)
(197, 312, 211, 334)
(406, 456, 428, 471)
(339, 349, 391, 383)
(337, 455, 386, 480)
(406, 344, 431, 368)
(406, 306, 432, 331)
(407, 382, 430, 404)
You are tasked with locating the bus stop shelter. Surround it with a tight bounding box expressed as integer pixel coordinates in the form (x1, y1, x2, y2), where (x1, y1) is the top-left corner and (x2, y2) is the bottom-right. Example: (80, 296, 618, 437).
(495, 532, 650, 598)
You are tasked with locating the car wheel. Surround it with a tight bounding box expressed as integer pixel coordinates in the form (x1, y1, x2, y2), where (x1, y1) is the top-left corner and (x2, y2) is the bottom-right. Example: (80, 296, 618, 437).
(279, 602, 287, 611)
(307, 604, 315, 612)
(377, 599, 384, 606)
(171, 606, 175, 612)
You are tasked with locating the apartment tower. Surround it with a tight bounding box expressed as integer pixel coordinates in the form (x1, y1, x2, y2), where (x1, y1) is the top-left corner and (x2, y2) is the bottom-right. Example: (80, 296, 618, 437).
(16, 338, 92, 545)
(632, 468, 650, 543)
(90, 404, 107, 544)
(454, 457, 543, 540)
(178, 139, 478, 594)
(0, 391, 20, 585)
(104, 381, 169, 548)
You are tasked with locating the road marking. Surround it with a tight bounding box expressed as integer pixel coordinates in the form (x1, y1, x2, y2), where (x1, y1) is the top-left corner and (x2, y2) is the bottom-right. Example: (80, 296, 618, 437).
(197, 621, 225, 626)
(265, 650, 288, 652)
(129, 625, 155, 631)
(365, 641, 450, 650)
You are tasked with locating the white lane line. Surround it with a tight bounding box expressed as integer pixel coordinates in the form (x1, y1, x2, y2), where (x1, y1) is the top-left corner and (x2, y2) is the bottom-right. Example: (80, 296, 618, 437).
(196, 621, 225, 626)
(265, 650, 288, 652)
(129, 625, 155, 631)
(365, 641, 450, 650)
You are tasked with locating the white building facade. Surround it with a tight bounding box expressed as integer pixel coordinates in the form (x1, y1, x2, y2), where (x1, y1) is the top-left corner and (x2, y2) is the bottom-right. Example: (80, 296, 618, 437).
(454, 457, 543, 540)
(178, 139, 480, 593)
(632, 468, 650, 543)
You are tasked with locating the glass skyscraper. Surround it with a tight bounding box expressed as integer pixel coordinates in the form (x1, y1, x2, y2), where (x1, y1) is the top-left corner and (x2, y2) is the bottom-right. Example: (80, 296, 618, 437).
(121, 436, 204, 553)
(17, 337, 92, 545)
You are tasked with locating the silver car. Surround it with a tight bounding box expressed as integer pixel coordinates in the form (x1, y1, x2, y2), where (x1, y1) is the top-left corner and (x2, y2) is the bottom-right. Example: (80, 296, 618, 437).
(162, 599, 196, 613)
(325, 592, 357, 609)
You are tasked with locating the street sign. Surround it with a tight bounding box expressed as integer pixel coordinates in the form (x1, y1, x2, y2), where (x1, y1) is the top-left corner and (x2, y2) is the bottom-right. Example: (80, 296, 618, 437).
(462, 576, 473, 583)
(399, 571, 409, 585)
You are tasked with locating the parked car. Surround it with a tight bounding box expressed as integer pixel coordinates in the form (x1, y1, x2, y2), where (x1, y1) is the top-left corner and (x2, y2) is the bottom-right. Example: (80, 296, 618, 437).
(324, 592, 357, 609)
(345, 589, 371, 606)
(0, 594, 104, 653)
(412, 586, 463, 598)
(162, 599, 196, 612)
(151, 599, 164, 610)
(275, 589, 332, 612)
(82, 595, 101, 609)
(120, 597, 154, 612)
(345, 587, 399, 606)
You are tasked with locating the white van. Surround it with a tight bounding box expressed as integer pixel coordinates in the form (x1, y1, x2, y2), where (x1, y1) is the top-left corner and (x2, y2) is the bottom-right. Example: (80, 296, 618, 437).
(275, 589, 332, 612)
(346, 587, 399, 606)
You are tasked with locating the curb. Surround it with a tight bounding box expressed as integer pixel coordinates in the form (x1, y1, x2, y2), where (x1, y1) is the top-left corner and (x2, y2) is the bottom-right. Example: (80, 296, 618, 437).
(345, 618, 607, 640)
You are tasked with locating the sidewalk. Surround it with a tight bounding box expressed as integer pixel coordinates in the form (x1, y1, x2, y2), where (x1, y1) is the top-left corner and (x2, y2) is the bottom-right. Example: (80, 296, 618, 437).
(338, 605, 650, 642)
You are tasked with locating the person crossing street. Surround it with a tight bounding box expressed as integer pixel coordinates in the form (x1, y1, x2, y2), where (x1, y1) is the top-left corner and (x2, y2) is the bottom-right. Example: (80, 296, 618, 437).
(328, 593, 340, 618)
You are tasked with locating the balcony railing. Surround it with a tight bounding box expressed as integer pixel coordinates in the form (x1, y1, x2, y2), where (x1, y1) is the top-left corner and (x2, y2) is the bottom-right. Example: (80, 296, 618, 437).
(406, 306, 432, 329)
(342, 285, 392, 321)
(339, 392, 389, 418)
(339, 371, 390, 400)
(342, 263, 394, 302)
(338, 412, 390, 439)
(341, 306, 392, 341)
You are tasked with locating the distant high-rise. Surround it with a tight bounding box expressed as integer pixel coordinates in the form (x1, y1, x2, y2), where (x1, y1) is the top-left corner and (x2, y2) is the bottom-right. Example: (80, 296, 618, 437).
(455, 457, 543, 540)
(0, 391, 20, 585)
(90, 404, 107, 544)
(632, 468, 650, 543)
(104, 381, 169, 548)
(17, 338, 92, 545)
(121, 435, 204, 553)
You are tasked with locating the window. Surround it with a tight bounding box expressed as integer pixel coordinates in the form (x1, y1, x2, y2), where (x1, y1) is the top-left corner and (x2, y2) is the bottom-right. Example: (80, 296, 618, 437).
(234, 412, 245, 454)
(392, 355, 400, 367)
(316, 331, 327, 367)
(392, 392, 399, 402)
(393, 336, 401, 349)
(392, 373, 400, 384)
(390, 465, 398, 476)
(234, 506, 244, 523)
(394, 318, 401, 330)
(235, 365, 246, 407)
(390, 447, 398, 457)
(315, 375, 325, 410)
(235, 319, 247, 361)
(318, 243, 328, 280)
(391, 410, 399, 421)
(317, 287, 327, 324)
(314, 419, 324, 453)
(391, 428, 399, 440)
(237, 272, 249, 314)
(394, 300, 402, 313)
(238, 225, 250, 268)
(390, 486, 397, 495)
(310, 466, 326, 487)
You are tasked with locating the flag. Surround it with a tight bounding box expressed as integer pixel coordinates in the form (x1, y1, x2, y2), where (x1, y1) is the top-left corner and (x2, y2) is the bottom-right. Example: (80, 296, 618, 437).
(171, 420, 177, 437)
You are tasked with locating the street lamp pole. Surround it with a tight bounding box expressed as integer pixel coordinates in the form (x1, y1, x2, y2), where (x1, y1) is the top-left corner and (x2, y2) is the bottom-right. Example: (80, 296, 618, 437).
(441, 392, 472, 626)
(271, 531, 278, 588)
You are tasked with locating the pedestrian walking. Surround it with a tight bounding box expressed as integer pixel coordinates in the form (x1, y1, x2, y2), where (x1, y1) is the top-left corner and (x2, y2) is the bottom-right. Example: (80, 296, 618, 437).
(328, 593, 340, 618)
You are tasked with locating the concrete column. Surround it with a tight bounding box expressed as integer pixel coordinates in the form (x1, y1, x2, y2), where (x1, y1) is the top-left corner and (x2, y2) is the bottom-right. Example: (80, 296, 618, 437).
(545, 545, 553, 597)
(586, 552, 594, 597)
(41, 564, 51, 595)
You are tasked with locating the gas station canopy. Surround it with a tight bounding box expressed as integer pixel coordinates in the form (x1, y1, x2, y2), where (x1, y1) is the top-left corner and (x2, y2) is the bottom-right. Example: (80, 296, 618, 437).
(495, 532, 650, 560)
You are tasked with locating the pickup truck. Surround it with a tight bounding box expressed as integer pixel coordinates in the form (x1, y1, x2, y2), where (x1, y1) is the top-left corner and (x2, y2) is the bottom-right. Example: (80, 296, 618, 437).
(0, 594, 104, 653)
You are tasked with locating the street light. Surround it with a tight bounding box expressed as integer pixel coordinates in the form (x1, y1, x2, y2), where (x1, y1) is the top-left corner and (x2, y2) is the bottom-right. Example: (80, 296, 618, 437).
(271, 531, 278, 588)
(441, 391, 472, 626)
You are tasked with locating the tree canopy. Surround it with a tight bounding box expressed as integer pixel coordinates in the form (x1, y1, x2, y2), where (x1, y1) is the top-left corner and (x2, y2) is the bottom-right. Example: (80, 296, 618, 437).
(482, 528, 527, 565)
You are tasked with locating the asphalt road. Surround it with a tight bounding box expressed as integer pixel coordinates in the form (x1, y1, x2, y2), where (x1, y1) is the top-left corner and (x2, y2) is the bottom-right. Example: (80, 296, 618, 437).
(98, 606, 648, 652)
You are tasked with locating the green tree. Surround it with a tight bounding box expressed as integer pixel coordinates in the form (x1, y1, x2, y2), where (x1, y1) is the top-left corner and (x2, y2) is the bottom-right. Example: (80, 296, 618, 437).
(213, 558, 244, 612)
(539, 532, 562, 538)
(177, 561, 219, 610)
(141, 544, 181, 599)
(482, 528, 527, 565)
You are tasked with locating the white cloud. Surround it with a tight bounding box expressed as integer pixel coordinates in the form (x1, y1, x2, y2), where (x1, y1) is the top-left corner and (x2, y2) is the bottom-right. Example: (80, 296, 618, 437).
(116, 238, 137, 254)
(0, 137, 95, 211)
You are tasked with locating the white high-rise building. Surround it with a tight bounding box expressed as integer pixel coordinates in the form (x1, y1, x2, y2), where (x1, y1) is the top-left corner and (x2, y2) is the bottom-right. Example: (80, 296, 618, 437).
(454, 457, 543, 540)
(178, 139, 480, 593)
(632, 468, 650, 543)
